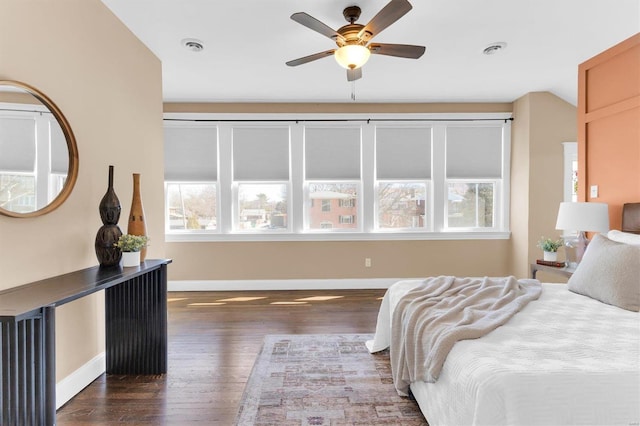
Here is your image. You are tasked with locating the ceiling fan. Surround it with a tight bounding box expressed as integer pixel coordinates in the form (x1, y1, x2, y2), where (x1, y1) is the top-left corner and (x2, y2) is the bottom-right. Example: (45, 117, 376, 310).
(285, 0, 425, 82)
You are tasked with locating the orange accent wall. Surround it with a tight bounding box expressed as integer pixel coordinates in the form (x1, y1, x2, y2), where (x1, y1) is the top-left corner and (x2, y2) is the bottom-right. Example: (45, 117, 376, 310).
(578, 33, 640, 230)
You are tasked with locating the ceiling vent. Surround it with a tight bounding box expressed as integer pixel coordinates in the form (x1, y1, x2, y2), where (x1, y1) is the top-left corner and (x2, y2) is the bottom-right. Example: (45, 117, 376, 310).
(182, 38, 204, 52)
(483, 42, 507, 55)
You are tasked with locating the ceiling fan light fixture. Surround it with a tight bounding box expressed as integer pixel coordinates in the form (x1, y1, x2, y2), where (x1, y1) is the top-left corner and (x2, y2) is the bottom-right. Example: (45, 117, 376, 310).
(334, 45, 371, 69)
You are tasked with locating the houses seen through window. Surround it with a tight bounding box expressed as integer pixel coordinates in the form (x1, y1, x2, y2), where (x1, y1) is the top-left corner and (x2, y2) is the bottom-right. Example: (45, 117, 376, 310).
(308, 183, 358, 230)
(237, 183, 288, 230)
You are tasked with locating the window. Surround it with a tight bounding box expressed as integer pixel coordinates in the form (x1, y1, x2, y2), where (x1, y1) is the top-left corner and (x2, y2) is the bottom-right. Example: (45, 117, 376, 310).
(447, 182, 494, 227)
(0, 110, 67, 211)
(445, 126, 504, 230)
(563, 142, 578, 202)
(308, 183, 358, 230)
(163, 113, 511, 241)
(378, 182, 427, 229)
(166, 183, 217, 230)
(339, 199, 355, 208)
(237, 183, 287, 230)
(375, 127, 431, 230)
(304, 126, 361, 231)
(164, 124, 218, 232)
(339, 215, 356, 224)
(232, 127, 290, 231)
(0, 174, 35, 213)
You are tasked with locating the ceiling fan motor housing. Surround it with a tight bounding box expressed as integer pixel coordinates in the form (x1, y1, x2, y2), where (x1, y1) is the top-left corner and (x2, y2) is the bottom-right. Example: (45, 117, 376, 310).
(336, 6, 373, 46)
(336, 24, 368, 47)
(343, 6, 362, 23)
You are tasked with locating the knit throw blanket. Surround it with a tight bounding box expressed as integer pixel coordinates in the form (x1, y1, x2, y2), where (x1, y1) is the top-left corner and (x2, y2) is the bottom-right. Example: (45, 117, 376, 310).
(391, 276, 542, 395)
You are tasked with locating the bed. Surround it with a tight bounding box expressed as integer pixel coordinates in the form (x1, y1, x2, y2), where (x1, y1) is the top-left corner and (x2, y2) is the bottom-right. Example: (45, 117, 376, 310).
(367, 204, 640, 426)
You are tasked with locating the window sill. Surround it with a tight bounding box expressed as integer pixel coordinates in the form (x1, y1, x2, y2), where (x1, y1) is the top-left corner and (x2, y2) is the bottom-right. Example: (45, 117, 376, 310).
(165, 231, 511, 243)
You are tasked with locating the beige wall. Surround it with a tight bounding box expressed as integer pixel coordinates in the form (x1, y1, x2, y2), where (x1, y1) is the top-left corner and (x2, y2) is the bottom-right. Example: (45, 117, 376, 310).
(510, 95, 532, 279)
(169, 239, 512, 280)
(0, 0, 164, 382)
(164, 102, 513, 114)
(510, 92, 577, 281)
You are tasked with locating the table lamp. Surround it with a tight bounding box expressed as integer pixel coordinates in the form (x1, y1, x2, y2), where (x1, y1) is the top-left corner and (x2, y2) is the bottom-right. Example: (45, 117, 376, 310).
(555, 202, 609, 265)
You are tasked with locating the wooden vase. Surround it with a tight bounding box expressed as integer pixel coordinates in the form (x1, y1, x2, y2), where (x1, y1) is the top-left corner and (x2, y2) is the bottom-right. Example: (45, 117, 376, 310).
(127, 173, 147, 261)
(95, 165, 122, 267)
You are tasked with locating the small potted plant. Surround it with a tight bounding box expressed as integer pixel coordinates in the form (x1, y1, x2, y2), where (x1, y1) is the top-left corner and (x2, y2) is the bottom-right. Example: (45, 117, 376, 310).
(115, 234, 149, 267)
(537, 236, 563, 262)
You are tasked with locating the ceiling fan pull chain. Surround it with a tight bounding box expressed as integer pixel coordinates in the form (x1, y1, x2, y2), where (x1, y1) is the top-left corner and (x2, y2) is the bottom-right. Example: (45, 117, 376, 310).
(351, 81, 356, 101)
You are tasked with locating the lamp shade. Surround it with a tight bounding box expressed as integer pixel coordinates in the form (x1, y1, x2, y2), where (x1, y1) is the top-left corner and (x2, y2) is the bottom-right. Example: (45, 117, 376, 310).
(555, 202, 610, 233)
(334, 45, 371, 69)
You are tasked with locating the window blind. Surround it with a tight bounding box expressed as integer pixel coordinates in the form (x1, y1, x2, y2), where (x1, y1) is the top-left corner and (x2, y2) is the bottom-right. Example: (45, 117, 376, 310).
(305, 127, 361, 179)
(50, 120, 69, 174)
(446, 126, 502, 178)
(376, 127, 431, 179)
(0, 117, 35, 173)
(232, 127, 289, 181)
(164, 126, 218, 181)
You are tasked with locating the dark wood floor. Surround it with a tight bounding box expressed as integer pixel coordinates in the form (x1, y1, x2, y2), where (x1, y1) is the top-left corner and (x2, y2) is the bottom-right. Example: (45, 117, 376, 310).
(56, 289, 387, 425)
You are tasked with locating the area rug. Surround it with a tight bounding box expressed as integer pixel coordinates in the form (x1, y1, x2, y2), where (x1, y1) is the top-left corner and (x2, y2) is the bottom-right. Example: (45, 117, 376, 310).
(235, 334, 428, 425)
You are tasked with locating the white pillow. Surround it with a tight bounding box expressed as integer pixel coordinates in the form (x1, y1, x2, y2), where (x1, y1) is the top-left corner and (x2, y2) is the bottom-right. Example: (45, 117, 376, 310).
(568, 234, 640, 312)
(608, 230, 640, 246)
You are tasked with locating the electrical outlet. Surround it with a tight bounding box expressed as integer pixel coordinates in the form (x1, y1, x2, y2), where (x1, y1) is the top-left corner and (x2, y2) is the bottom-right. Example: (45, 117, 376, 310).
(365, 258, 372, 268)
(590, 185, 598, 198)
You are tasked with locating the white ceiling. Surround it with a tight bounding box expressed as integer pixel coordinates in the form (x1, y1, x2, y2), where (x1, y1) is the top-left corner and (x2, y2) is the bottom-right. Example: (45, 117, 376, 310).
(101, 0, 639, 105)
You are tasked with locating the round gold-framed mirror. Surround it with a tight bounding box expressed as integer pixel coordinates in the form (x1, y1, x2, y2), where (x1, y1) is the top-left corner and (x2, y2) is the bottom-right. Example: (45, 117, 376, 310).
(0, 80, 78, 218)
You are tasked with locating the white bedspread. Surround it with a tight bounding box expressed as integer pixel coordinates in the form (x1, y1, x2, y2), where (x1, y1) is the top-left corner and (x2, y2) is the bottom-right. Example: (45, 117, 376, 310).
(367, 280, 640, 426)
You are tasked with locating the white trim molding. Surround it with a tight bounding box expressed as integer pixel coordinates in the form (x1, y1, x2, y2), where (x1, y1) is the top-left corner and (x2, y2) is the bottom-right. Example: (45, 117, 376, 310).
(166, 231, 510, 242)
(168, 278, 416, 292)
(56, 352, 105, 409)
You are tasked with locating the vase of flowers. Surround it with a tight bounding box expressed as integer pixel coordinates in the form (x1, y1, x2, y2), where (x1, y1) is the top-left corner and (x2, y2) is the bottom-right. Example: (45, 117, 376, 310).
(115, 234, 149, 267)
(537, 237, 563, 262)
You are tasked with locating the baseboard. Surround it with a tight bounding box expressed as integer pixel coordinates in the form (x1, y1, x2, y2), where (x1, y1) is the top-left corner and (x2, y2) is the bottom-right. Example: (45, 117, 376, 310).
(168, 278, 414, 291)
(56, 352, 105, 410)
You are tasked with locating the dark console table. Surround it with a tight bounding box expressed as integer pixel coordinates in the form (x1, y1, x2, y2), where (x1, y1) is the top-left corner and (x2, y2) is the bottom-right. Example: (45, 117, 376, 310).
(0, 259, 171, 425)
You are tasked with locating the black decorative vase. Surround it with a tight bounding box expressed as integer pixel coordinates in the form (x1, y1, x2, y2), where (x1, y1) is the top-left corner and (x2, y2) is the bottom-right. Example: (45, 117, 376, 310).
(95, 165, 123, 267)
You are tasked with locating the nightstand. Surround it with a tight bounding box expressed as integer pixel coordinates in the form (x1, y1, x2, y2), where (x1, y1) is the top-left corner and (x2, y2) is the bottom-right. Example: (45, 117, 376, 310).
(530, 263, 577, 279)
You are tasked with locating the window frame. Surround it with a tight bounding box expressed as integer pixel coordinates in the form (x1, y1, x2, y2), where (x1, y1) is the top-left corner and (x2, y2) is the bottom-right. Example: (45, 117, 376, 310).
(164, 112, 511, 242)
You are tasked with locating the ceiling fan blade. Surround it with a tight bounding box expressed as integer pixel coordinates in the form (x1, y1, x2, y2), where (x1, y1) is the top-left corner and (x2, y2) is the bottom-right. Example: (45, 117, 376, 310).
(286, 49, 336, 67)
(357, 0, 413, 42)
(291, 12, 344, 42)
(347, 68, 362, 81)
(369, 43, 425, 59)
